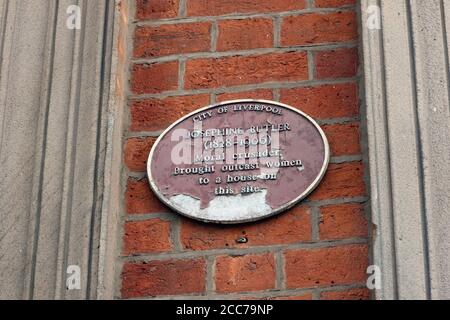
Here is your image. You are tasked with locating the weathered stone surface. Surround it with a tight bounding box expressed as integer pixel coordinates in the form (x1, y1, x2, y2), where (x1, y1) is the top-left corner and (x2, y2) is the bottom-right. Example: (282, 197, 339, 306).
(361, 0, 450, 300)
(0, 0, 119, 300)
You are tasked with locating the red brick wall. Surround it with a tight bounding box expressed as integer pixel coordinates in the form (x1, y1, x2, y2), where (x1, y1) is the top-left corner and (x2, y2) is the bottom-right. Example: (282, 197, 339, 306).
(120, 0, 370, 300)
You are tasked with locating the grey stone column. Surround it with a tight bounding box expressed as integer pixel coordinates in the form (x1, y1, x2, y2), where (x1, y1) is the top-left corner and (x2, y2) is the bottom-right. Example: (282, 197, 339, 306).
(361, 0, 450, 299)
(0, 0, 124, 299)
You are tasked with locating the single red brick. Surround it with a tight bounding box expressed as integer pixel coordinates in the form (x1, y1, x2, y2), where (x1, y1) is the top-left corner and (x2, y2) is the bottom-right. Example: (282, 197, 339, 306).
(215, 253, 276, 293)
(281, 12, 357, 46)
(309, 162, 365, 200)
(319, 203, 368, 240)
(285, 244, 369, 288)
(216, 89, 274, 102)
(136, 0, 179, 20)
(123, 219, 172, 255)
(181, 206, 311, 250)
(322, 123, 361, 156)
(125, 178, 169, 214)
(124, 137, 156, 171)
(121, 258, 206, 298)
(315, 47, 358, 79)
(185, 52, 308, 89)
(320, 288, 370, 300)
(315, 0, 356, 8)
(130, 94, 210, 131)
(187, 0, 306, 16)
(217, 18, 273, 51)
(134, 23, 211, 58)
(280, 83, 359, 119)
(131, 62, 179, 94)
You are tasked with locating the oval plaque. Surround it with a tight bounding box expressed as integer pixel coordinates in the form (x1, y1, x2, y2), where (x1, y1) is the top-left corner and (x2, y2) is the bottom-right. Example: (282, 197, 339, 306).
(148, 100, 329, 224)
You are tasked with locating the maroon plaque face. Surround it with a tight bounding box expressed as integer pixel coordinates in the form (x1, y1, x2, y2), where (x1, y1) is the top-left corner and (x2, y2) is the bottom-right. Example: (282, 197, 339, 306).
(148, 100, 329, 224)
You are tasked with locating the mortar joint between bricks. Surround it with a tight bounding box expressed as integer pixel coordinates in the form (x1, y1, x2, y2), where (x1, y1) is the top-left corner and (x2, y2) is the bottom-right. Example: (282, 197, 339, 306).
(127, 172, 147, 180)
(311, 206, 321, 242)
(122, 284, 363, 301)
(171, 217, 183, 251)
(275, 250, 286, 290)
(125, 213, 177, 223)
(273, 16, 282, 48)
(179, 58, 187, 88)
(308, 51, 316, 80)
(127, 76, 360, 100)
(131, 42, 358, 64)
(273, 88, 281, 101)
(210, 21, 218, 52)
(330, 155, 363, 164)
(210, 92, 216, 104)
(304, 196, 369, 208)
(122, 238, 370, 262)
(178, 0, 187, 18)
(312, 289, 321, 300)
(206, 256, 216, 294)
(125, 130, 163, 138)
